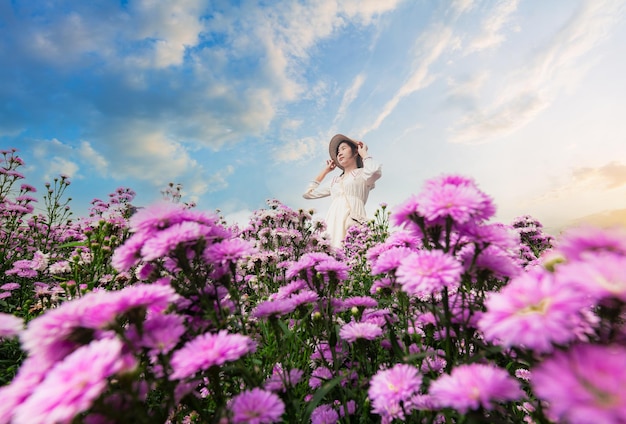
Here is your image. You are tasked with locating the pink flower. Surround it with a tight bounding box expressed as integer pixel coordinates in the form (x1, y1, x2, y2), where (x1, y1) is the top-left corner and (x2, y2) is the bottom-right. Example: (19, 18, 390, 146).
(311, 404, 339, 424)
(0, 312, 23, 339)
(429, 363, 523, 413)
(339, 321, 383, 343)
(252, 298, 297, 319)
(230, 388, 285, 424)
(368, 364, 422, 421)
(170, 330, 255, 380)
(371, 246, 414, 275)
(478, 269, 590, 353)
(396, 250, 463, 297)
(417, 174, 495, 225)
(0, 359, 47, 423)
(557, 251, 626, 302)
(12, 338, 124, 424)
(203, 238, 256, 265)
(556, 225, 626, 261)
(133, 313, 186, 354)
(532, 344, 626, 424)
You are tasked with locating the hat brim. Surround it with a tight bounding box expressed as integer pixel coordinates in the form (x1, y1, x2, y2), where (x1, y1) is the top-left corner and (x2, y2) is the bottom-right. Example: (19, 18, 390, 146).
(329, 134, 358, 170)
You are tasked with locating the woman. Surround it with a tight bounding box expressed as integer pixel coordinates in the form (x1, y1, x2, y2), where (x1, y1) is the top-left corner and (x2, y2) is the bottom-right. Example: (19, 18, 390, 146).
(303, 134, 382, 248)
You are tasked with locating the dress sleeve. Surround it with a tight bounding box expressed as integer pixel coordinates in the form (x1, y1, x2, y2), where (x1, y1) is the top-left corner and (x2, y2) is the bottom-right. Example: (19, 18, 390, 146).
(302, 180, 331, 199)
(360, 157, 382, 189)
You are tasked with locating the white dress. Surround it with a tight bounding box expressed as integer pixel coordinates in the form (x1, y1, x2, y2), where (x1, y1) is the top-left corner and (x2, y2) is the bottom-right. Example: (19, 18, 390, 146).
(303, 158, 382, 248)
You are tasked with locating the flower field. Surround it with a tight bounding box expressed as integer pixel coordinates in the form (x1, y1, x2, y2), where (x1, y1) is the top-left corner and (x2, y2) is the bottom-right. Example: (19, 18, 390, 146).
(1, 147, 625, 424)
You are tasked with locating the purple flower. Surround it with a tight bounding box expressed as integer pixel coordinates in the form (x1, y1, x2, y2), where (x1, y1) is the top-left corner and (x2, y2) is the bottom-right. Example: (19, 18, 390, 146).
(368, 364, 422, 421)
(0, 312, 23, 339)
(417, 174, 495, 225)
(132, 313, 186, 354)
(309, 367, 333, 389)
(556, 226, 626, 262)
(203, 238, 256, 265)
(0, 282, 20, 291)
(0, 359, 46, 423)
(12, 338, 124, 424)
(532, 344, 626, 424)
(230, 388, 285, 424)
(170, 330, 255, 380)
(429, 363, 523, 413)
(264, 365, 304, 392)
(396, 250, 463, 297)
(478, 269, 590, 353)
(557, 251, 626, 302)
(311, 404, 339, 424)
(371, 246, 414, 275)
(252, 298, 297, 319)
(339, 321, 383, 343)
(342, 296, 378, 309)
(289, 289, 319, 307)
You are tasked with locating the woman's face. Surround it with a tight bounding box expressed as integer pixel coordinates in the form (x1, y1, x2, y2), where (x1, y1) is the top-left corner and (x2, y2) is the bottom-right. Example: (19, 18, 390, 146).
(336, 142, 356, 167)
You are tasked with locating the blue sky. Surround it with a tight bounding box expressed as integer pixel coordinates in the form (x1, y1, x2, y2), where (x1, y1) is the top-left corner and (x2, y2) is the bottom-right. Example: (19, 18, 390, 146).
(2, 0, 626, 232)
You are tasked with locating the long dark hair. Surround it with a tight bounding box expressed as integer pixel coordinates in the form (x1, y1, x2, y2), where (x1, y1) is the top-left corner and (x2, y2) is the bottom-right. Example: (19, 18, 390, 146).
(336, 141, 363, 175)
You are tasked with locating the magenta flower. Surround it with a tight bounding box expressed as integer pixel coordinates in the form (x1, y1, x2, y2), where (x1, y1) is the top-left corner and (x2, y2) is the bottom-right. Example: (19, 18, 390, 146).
(342, 295, 378, 309)
(532, 344, 626, 424)
(203, 238, 256, 265)
(133, 313, 186, 354)
(252, 298, 297, 319)
(230, 388, 285, 424)
(0, 312, 23, 339)
(264, 365, 304, 392)
(396, 250, 463, 297)
(417, 174, 495, 225)
(371, 246, 414, 275)
(478, 269, 590, 353)
(555, 225, 626, 261)
(0, 359, 47, 423)
(429, 363, 523, 413)
(557, 251, 626, 302)
(311, 404, 339, 424)
(12, 338, 124, 424)
(309, 367, 333, 389)
(170, 330, 255, 380)
(368, 364, 422, 421)
(339, 321, 383, 343)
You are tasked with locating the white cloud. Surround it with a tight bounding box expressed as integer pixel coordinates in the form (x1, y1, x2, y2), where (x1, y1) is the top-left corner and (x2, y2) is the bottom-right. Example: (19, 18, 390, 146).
(273, 137, 319, 162)
(449, 0, 625, 144)
(45, 157, 80, 181)
(334, 73, 366, 125)
(466, 0, 520, 53)
(78, 141, 109, 175)
(360, 24, 455, 136)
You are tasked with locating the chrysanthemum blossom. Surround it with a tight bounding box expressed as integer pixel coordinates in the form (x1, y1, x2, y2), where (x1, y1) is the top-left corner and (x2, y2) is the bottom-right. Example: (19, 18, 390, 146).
(230, 388, 285, 424)
(170, 330, 255, 380)
(532, 344, 626, 424)
(371, 246, 414, 275)
(252, 298, 297, 319)
(311, 404, 339, 424)
(556, 251, 626, 302)
(555, 225, 626, 262)
(0, 312, 23, 339)
(12, 338, 124, 424)
(396, 250, 463, 297)
(339, 321, 383, 343)
(478, 269, 590, 353)
(417, 174, 495, 225)
(429, 363, 523, 413)
(368, 364, 422, 421)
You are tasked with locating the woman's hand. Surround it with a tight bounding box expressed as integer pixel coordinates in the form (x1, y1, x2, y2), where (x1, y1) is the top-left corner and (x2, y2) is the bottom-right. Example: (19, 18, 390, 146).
(357, 141, 369, 158)
(324, 159, 336, 172)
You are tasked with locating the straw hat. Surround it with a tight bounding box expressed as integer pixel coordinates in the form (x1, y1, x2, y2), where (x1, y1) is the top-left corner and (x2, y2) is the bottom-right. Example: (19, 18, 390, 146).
(329, 134, 359, 170)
